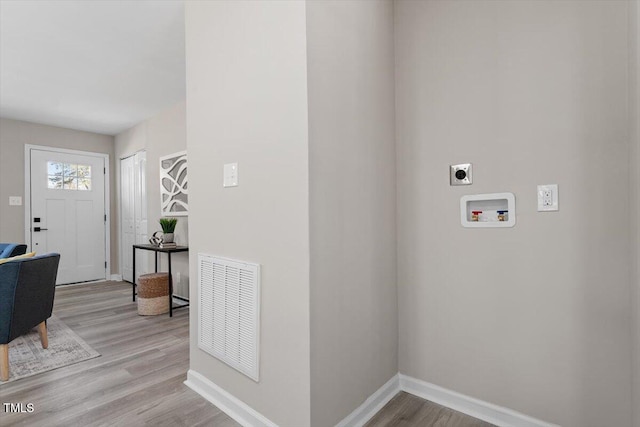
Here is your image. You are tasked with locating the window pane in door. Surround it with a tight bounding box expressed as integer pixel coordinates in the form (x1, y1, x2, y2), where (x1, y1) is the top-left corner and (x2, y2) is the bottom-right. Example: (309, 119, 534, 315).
(46, 162, 92, 191)
(64, 178, 78, 190)
(78, 165, 91, 178)
(48, 162, 63, 176)
(48, 175, 63, 189)
(64, 164, 77, 177)
(78, 178, 92, 190)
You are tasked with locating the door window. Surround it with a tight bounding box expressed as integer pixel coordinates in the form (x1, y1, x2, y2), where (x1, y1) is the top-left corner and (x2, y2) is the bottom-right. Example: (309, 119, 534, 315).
(47, 161, 92, 190)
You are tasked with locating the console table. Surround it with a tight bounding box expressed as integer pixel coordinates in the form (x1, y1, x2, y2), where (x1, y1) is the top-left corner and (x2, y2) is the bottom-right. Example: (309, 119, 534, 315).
(132, 244, 189, 317)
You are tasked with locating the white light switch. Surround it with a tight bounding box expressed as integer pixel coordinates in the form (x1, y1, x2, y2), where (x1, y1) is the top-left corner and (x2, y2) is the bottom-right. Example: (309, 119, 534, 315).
(9, 196, 22, 206)
(537, 184, 558, 211)
(223, 163, 238, 187)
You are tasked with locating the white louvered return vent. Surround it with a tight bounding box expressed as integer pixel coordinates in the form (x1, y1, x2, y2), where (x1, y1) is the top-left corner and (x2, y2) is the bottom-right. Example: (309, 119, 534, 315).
(198, 254, 260, 382)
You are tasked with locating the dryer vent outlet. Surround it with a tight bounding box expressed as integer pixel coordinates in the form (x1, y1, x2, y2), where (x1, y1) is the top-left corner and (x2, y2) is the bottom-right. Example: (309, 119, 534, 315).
(450, 163, 473, 186)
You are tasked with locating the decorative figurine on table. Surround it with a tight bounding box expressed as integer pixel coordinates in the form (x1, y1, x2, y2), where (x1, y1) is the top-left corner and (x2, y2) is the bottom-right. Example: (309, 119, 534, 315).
(149, 231, 162, 246)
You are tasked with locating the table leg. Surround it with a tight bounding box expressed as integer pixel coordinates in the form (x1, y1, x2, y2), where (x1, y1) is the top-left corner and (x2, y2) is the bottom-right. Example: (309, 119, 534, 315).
(168, 252, 173, 317)
(132, 247, 136, 302)
(155, 252, 158, 272)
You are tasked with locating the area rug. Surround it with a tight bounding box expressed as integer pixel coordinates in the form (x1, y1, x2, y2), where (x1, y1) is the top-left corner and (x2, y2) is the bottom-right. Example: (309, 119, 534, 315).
(3, 315, 100, 383)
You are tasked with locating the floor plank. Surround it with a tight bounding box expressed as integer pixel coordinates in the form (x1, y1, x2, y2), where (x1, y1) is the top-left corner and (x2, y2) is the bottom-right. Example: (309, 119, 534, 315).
(365, 392, 495, 427)
(0, 281, 239, 427)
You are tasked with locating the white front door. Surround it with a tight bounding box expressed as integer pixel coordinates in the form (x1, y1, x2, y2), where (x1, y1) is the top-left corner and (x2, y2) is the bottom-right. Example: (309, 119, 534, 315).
(29, 148, 107, 284)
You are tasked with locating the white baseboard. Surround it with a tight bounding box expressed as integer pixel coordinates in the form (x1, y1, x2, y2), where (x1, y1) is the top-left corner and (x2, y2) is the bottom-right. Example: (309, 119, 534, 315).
(110, 274, 123, 281)
(184, 369, 277, 427)
(335, 374, 400, 427)
(399, 374, 559, 427)
(187, 368, 557, 427)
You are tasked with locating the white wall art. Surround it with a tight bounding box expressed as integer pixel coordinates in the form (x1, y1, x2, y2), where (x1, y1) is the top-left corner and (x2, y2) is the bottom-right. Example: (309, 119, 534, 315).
(160, 150, 188, 216)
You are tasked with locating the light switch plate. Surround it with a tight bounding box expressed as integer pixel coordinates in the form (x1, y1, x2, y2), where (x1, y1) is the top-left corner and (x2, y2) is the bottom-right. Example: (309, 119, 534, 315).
(537, 184, 558, 211)
(223, 163, 238, 187)
(9, 196, 22, 206)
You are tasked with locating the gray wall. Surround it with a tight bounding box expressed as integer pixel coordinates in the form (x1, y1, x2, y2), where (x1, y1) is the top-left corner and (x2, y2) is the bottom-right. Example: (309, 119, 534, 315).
(114, 101, 189, 297)
(0, 118, 117, 272)
(305, 2, 398, 426)
(630, 1, 640, 425)
(395, 1, 632, 426)
(185, 2, 312, 426)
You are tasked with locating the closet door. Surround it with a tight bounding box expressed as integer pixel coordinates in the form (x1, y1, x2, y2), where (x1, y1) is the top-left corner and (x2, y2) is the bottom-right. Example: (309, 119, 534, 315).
(134, 151, 148, 267)
(121, 155, 135, 282)
(120, 152, 147, 283)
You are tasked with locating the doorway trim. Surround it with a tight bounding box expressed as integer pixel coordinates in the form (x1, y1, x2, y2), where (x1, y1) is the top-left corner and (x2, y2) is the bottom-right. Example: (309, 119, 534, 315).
(24, 144, 111, 282)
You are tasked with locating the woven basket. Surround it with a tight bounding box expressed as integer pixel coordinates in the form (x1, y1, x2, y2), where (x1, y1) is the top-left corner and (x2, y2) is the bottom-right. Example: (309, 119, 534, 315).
(137, 273, 169, 316)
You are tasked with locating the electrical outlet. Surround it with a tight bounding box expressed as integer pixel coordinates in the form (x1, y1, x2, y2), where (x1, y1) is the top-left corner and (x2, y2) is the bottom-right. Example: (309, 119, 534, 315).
(537, 184, 558, 211)
(9, 196, 22, 206)
(450, 163, 472, 186)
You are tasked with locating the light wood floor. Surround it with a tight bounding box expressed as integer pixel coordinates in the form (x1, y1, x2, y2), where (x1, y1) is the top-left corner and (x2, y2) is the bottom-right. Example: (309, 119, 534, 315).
(0, 281, 238, 427)
(365, 392, 495, 427)
(1, 281, 494, 427)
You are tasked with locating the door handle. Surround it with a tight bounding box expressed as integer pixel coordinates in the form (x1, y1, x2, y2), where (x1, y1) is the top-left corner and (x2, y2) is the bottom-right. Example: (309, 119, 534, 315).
(34, 227, 48, 232)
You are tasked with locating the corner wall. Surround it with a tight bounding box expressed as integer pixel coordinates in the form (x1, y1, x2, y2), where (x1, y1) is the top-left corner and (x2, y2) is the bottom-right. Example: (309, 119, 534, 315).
(395, 1, 632, 426)
(185, 2, 311, 426)
(0, 118, 116, 271)
(630, 1, 640, 425)
(305, 2, 398, 426)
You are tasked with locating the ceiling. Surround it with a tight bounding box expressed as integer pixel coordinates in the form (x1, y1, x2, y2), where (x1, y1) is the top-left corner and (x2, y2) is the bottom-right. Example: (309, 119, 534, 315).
(0, 0, 185, 136)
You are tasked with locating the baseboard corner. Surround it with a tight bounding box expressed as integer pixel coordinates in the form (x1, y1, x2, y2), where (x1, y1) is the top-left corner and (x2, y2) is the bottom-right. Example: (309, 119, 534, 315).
(398, 374, 559, 427)
(335, 373, 401, 427)
(184, 369, 277, 427)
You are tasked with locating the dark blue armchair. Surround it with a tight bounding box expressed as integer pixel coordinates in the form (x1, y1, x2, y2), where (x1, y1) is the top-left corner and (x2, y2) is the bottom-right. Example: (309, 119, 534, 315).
(0, 244, 28, 259)
(0, 253, 60, 381)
